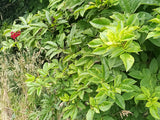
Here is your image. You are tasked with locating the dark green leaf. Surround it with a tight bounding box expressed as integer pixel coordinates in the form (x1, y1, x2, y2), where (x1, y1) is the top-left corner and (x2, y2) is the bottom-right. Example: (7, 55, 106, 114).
(149, 38, 160, 47)
(129, 70, 143, 79)
(149, 58, 158, 73)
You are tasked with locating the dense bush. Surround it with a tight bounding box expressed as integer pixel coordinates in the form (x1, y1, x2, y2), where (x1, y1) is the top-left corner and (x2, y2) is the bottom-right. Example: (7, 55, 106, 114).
(1, 0, 160, 119)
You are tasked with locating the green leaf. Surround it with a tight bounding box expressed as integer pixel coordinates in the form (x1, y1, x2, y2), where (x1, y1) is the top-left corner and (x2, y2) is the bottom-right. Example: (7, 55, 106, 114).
(120, 53, 134, 72)
(45, 41, 58, 48)
(110, 12, 125, 21)
(149, 106, 160, 119)
(101, 57, 110, 81)
(63, 109, 72, 119)
(141, 0, 160, 6)
(114, 75, 122, 87)
(45, 10, 51, 24)
(95, 91, 106, 104)
(150, 18, 160, 23)
(37, 87, 42, 96)
(89, 97, 96, 106)
(50, 49, 62, 59)
(134, 94, 147, 104)
(119, 0, 141, 13)
(28, 87, 36, 95)
(90, 17, 111, 29)
(99, 101, 113, 112)
(115, 94, 125, 109)
(19, 17, 27, 25)
(77, 102, 86, 110)
(100, 31, 108, 43)
(60, 94, 70, 102)
(155, 86, 160, 98)
(46, 49, 56, 56)
(149, 58, 158, 73)
(140, 69, 156, 89)
(75, 57, 90, 66)
(123, 92, 137, 100)
(141, 86, 150, 97)
(149, 38, 160, 47)
(43, 63, 51, 72)
(126, 14, 139, 26)
(70, 92, 78, 101)
(88, 39, 103, 48)
(110, 47, 125, 58)
(93, 46, 108, 55)
(122, 78, 136, 85)
(30, 22, 47, 28)
(129, 70, 143, 79)
(108, 57, 123, 69)
(25, 73, 35, 82)
(125, 42, 141, 53)
(79, 91, 84, 100)
(86, 109, 95, 120)
(102, 116, 114, 120)
(57, 33, 65, 48)
(88, 69, 102, 80)
(71, 107, 78, 120)
(38, 69, 48, 77)
(120, 84, 134, 92)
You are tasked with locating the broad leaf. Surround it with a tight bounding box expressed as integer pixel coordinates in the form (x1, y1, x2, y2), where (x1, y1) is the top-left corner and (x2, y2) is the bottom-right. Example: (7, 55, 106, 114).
(90, 17, 111, 29)
(101, 57, 110, 81)
(75, 57, 90, 66)
(149, 106, 160, 119)
(149, 58, 158, 73)
(123, 92, 137, 100)
(134, 94, 147, 104)
(141, 0, 160, 6)
(149, 38, 160, 47)
(86, 109, 95, 120)
(114, 75, 122, 87)
(93, 46, 108, 55)
(129, 70, 143, 79)
(115, 94, 125, 109)
(120, 53, 134, 71)
(99, 101, 113, 112)
(88, 39, 103, 48)
(140, 69, 156, 89)
(119, 0, 141, 13)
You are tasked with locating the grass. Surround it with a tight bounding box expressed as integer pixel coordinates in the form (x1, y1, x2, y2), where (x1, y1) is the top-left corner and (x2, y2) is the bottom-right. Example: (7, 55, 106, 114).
(0, 49, 44, 120)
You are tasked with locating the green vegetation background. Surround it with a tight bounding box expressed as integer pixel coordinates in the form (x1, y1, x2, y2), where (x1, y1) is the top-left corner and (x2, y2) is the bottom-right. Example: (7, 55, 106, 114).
(1, 0, 160, 120)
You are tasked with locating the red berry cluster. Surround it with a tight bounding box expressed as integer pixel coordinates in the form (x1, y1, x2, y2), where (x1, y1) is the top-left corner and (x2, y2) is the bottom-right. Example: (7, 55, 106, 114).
(11, 31, 21, 40)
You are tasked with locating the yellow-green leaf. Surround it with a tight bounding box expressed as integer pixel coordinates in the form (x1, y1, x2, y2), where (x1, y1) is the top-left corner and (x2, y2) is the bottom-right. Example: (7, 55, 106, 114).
(120, 53, 134, 72)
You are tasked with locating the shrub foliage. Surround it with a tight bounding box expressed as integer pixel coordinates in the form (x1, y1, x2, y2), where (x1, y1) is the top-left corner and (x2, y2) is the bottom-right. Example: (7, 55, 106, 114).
(1, 0, 160, 119)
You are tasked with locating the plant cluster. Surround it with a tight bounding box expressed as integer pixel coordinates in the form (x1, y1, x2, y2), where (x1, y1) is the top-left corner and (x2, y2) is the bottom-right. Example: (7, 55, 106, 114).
(1, 0, 160, 120)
